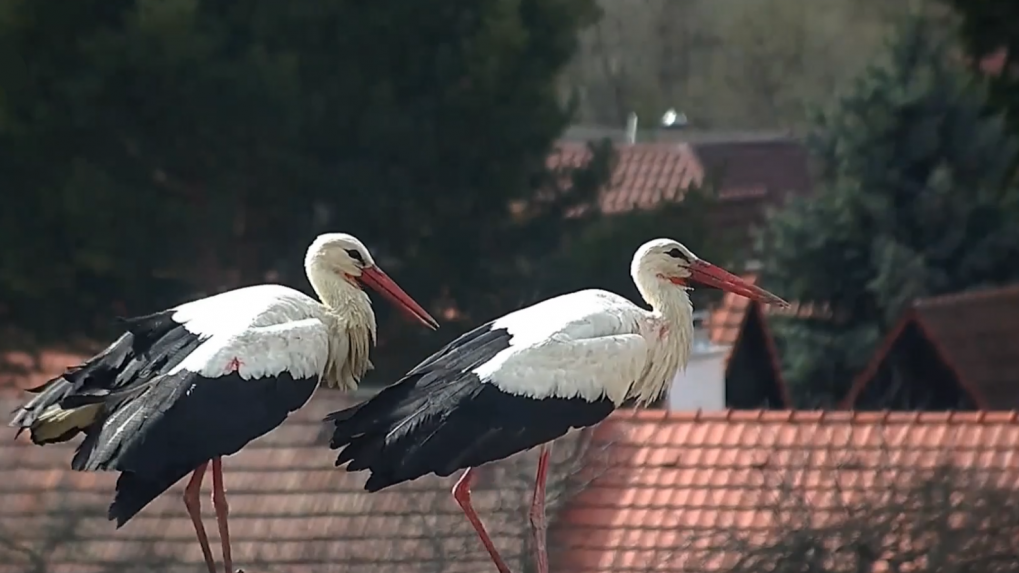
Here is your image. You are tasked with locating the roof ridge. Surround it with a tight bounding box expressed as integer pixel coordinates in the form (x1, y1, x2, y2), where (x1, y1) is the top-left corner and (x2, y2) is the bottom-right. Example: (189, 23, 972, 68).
(611, 408, 1019, 425)
(914, 282, 1019, 309)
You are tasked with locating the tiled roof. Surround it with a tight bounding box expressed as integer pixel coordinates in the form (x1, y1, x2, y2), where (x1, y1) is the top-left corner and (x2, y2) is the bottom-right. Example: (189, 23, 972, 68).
(551, 409, 1019, 573)
(706, 275, 759, 350)
(0, 389, 594, 573)
(549, 142, 705, 214)
(549, 137, 812, 218)
(843, 283, 1019, 410)
(693, 139, 812, 206)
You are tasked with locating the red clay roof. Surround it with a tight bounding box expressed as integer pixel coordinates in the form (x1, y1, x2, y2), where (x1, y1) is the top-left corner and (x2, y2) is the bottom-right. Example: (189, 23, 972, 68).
(551, 409, 1019, 573)
(0, 389, 593, 573)
(842, 283, 1019, 410)
(707, 275, 833, 353)
(549, 142, 706, 214)
(706, 276, 758, 350)
(549, 137, 811, 218)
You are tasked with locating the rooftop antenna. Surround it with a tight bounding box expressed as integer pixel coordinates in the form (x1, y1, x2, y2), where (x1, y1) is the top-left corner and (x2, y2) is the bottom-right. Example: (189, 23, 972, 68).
(625, 112, 638, 145)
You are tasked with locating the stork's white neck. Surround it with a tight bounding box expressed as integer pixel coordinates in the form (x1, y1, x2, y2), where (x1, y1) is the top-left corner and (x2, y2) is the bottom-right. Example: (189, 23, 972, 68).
(305, 261, 377, 390)
(629, 266, 696, 406)
(633, 267, 693, 320)
(306, 264, 370, 315)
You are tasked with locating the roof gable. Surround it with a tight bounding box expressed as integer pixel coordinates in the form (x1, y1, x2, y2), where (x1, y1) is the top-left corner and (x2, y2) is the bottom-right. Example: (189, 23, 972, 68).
(842, 284, 1019, 410)
(705, 274, 790, 408)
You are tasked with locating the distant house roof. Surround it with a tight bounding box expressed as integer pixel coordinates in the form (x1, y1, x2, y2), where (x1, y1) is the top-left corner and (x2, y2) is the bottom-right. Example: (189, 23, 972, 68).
(549, 142, 706, 213)
(551, 409, 1019, 573)
(0, 389, 594, 573)
(548, 133, 813, 240)
(841, 283, 1019, 410)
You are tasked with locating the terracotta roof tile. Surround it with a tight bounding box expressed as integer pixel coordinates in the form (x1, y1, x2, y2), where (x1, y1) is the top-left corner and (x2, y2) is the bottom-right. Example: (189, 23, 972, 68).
(552, 409, 1019, 573)
(706, 274, 758, 350)
(0, 389, 594, 572)
(548, 138, 812, 242)
(844, 283, 1019, 409)
(549, 142, 705, 214)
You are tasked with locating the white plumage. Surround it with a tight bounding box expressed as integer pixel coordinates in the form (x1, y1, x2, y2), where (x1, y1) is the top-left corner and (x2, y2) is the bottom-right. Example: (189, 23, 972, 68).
(169, 285, 334, 382)
(474, 289, 650, 404)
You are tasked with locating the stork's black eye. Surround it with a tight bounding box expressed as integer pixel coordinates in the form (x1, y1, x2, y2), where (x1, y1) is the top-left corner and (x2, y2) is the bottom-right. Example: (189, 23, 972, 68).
(666, 247, 689, 262)
(346, 249, 365, 264)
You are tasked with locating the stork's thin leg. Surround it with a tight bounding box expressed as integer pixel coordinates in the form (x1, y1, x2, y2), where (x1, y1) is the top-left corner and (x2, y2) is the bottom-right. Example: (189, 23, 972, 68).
(529, 443, 553, 573)
(452, 468, 512, 573)
(183, 462, 217, 573)
(211, 457, 235, 573)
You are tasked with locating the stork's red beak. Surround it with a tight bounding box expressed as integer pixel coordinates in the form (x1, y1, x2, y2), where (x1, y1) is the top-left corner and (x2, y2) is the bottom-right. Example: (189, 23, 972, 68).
(359, 266, 440, 330)
(678, 260, 790, 307)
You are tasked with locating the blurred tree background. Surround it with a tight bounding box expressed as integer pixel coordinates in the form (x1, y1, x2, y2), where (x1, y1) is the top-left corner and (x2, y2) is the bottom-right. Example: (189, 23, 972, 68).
(0, 0, 723, 383)
(759, 11, 1019, 406)
(946, 0, 1019, 157)
(3, 0, 1015, 398)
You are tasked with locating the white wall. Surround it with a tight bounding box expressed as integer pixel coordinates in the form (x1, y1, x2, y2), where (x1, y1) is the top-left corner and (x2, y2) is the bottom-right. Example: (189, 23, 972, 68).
(666, 312, 730, 411)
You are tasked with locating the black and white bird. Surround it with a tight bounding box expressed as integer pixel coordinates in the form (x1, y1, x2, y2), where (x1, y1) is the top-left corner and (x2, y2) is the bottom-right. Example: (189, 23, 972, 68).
(9, 233, 438, 573)
(325, 238, 788, 573)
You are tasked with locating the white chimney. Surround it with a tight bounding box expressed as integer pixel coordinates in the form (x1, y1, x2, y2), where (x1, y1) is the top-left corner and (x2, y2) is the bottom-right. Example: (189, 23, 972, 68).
(667, 310, 730, 411)
(625, 112, 638, 145)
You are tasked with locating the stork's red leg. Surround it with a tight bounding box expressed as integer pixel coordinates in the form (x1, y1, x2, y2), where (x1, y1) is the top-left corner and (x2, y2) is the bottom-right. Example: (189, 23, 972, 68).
(211, 457, 235, 573)
(529, 443, 553, 573)
(183, 462, 217, 573)
(452, 468, 512, 573)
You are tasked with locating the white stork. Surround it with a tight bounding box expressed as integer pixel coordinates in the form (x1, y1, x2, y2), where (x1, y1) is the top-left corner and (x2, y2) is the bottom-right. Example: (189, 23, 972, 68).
(9, 233, 437, 573)
(325, 238, 788, 573)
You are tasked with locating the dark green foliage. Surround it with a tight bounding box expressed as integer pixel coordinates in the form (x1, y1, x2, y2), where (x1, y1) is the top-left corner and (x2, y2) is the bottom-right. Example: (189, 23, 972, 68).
(760, 13, 1019, 406)
(0, 0, 609, 379)
(944, 0, 1019, 150)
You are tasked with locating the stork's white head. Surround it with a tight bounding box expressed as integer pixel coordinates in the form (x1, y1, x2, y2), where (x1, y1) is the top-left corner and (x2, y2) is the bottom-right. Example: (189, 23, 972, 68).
(306, 233, 377, 278)
(305, 233, 439, 330)
(632, 238, 789, 307)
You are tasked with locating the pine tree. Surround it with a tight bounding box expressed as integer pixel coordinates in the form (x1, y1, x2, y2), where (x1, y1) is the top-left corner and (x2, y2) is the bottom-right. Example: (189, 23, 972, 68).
(760, 13, 1019, 406)
(943, 0, 1019, 145)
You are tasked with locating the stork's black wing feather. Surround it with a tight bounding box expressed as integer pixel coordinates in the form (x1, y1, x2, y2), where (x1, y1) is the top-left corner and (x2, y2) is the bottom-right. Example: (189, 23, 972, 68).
(90, 369, 318, 526)
(325, 321, 615, 492)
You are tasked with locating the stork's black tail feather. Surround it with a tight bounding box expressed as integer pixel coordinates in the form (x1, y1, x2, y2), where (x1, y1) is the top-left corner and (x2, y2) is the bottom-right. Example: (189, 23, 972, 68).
(108, 469, 190, 528)
(9, 377, 75, 431)
(9, 310, 200, 446)
(322, 401, 364, 425)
